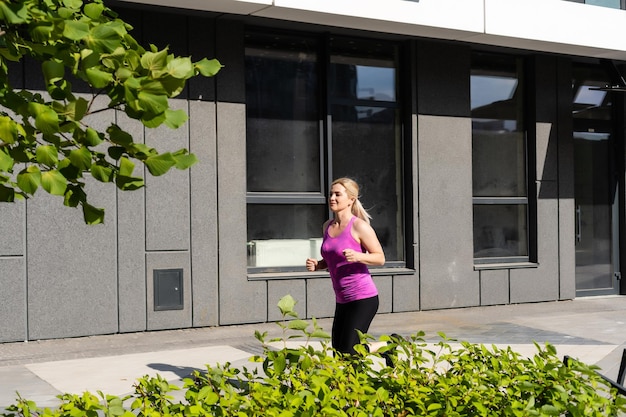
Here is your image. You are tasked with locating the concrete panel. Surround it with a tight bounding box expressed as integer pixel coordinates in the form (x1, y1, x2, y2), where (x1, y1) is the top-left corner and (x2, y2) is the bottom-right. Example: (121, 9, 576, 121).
(480, 269, 509, 306)
(268, 280, 306, 322)
(116, 113, 147, 333)
(511, 181, 560, 303)
(558, 195, 576, 300)
(0, 201, 24, 255)
(215, 20, 266, 325)
(146, 252, 192, 330)
(27, 183, 118, 340)
(145, 99, 191, 252)
(189, 101, 219, 327)
(391, 273, 420, 312)
(373, 275, 392, 314)
(0, 258, 26, 342)
(306, 278, 335, 320)
(216, 101, 266, 324)
(418, 115, 479, 309)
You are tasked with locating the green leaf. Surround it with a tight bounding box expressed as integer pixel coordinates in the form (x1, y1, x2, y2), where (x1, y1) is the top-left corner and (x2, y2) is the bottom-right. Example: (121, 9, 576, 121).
(42, 60, 65, 85)
(539, 404, 561, 415)
(141, 111, 166, 128)
(0, 115, 19, 144)
(115, 175, 144, 191)
(69, 146, 93, 170)
(69, 98, 89, 122)
(108, 146, 125, 160)
(17, 165, 42, 195)
(64, 184, 86, 207)
(58, 158, 82, 181)
(119, 157, 135, 176)
(28, 103, 60, 136)
(63, 0, 83, 10)
(63, 20, 90, 41)
(173, 152, 197, 170)
(107, 125, 133, 145)
(273, 354, 286, 375)
(41, 170, 68, 195)
(36, 145, 59, 167)
(166, 57, 194, 79)
(86, 23, 123, 53)
(195, 58, 223, 77)
(163, 108, 188, 129)
(310, 329, 331, 339)
(0, 148, 14, 172)
(85, 67, 113, 89)
(140, 48, 168, 75)
(287, 320, 309, 331)
(138, 90, 168, 116)
(144, 153, 176, 176)
(0, 1, 28, 24)
(84, 127, 104, 146)
(0, 184, 15, 202)
(31, 22, 55, 43)
(278, 295, 297, 316)
(91, 164, 114, 183)
(82, 203, 105, 225)
(84, 3, 105, 20)
(159, 76, 186, 97)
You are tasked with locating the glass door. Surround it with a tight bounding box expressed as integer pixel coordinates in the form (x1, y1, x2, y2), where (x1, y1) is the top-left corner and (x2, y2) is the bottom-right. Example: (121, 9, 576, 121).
(573, 65, 620, 296)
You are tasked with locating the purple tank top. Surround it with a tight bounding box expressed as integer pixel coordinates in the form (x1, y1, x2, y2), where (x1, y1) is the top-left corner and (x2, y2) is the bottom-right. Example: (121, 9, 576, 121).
(321, 216, 378, 304)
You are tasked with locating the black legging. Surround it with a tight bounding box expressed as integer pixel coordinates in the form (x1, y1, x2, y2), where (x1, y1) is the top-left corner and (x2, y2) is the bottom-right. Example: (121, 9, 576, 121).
(332, 295, 379, 355)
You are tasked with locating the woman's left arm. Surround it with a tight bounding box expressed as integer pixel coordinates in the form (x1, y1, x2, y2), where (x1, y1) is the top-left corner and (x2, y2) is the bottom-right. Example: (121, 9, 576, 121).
(345, 219, 385, 266)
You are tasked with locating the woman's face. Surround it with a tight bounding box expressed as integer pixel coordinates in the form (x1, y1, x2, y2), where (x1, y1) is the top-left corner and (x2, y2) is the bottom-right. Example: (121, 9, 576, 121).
(329, 183, 354, 213)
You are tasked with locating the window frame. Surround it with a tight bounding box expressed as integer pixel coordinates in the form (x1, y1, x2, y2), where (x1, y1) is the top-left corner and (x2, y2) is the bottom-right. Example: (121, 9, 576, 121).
(471, 52, 535, 265)
(244, 29, 409, 274)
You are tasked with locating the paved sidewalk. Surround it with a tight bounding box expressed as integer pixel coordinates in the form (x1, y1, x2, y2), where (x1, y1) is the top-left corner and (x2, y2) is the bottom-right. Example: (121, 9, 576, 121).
(1, 295, 625, 410)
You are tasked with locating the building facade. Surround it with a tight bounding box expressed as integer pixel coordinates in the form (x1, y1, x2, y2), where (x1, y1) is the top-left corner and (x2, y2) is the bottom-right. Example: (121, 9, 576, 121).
(1, 0, 625, 342)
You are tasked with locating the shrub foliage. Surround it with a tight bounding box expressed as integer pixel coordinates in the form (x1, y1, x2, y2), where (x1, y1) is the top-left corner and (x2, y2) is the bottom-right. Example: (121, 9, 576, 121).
(3, 295, 625, 416)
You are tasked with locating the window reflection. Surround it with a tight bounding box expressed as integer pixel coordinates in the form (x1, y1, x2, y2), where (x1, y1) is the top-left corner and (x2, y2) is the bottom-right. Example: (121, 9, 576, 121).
(473, 205, 528, 258)
(245, 34, 321, 193)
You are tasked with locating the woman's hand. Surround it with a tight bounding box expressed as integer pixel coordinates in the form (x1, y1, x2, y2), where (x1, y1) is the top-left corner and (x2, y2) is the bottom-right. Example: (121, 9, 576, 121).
(306, 258, 318, 271)
(342, 249, 360, 263)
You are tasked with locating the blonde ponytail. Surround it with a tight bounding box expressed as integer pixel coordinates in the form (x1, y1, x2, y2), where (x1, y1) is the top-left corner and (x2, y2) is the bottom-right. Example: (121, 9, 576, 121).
(352, 198, 372, 224)
(331, 177, 372, 224)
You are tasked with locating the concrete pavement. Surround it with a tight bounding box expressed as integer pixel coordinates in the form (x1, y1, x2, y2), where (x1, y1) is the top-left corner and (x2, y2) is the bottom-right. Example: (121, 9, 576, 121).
(1, 295, 625, 410)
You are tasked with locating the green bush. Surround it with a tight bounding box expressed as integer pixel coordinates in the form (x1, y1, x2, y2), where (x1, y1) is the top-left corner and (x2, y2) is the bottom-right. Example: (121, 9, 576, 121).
(3, 295, 626, 417)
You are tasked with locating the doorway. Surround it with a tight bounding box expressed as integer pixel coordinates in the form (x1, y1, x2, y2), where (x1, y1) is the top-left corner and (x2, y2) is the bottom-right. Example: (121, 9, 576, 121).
(572, 64, 620, 296)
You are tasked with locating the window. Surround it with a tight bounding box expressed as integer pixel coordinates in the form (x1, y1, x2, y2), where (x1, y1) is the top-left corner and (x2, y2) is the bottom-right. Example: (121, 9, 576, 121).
(245, 32, 404, 271)
(471, 53, 530, 263)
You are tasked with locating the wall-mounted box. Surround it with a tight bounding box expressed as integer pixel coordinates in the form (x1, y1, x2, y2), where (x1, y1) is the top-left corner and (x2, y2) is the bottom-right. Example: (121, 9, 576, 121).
(153, 269, 184, 311)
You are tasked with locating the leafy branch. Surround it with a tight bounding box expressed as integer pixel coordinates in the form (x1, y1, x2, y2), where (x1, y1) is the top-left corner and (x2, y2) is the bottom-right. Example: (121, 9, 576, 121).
(0, 0, 222, 224)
